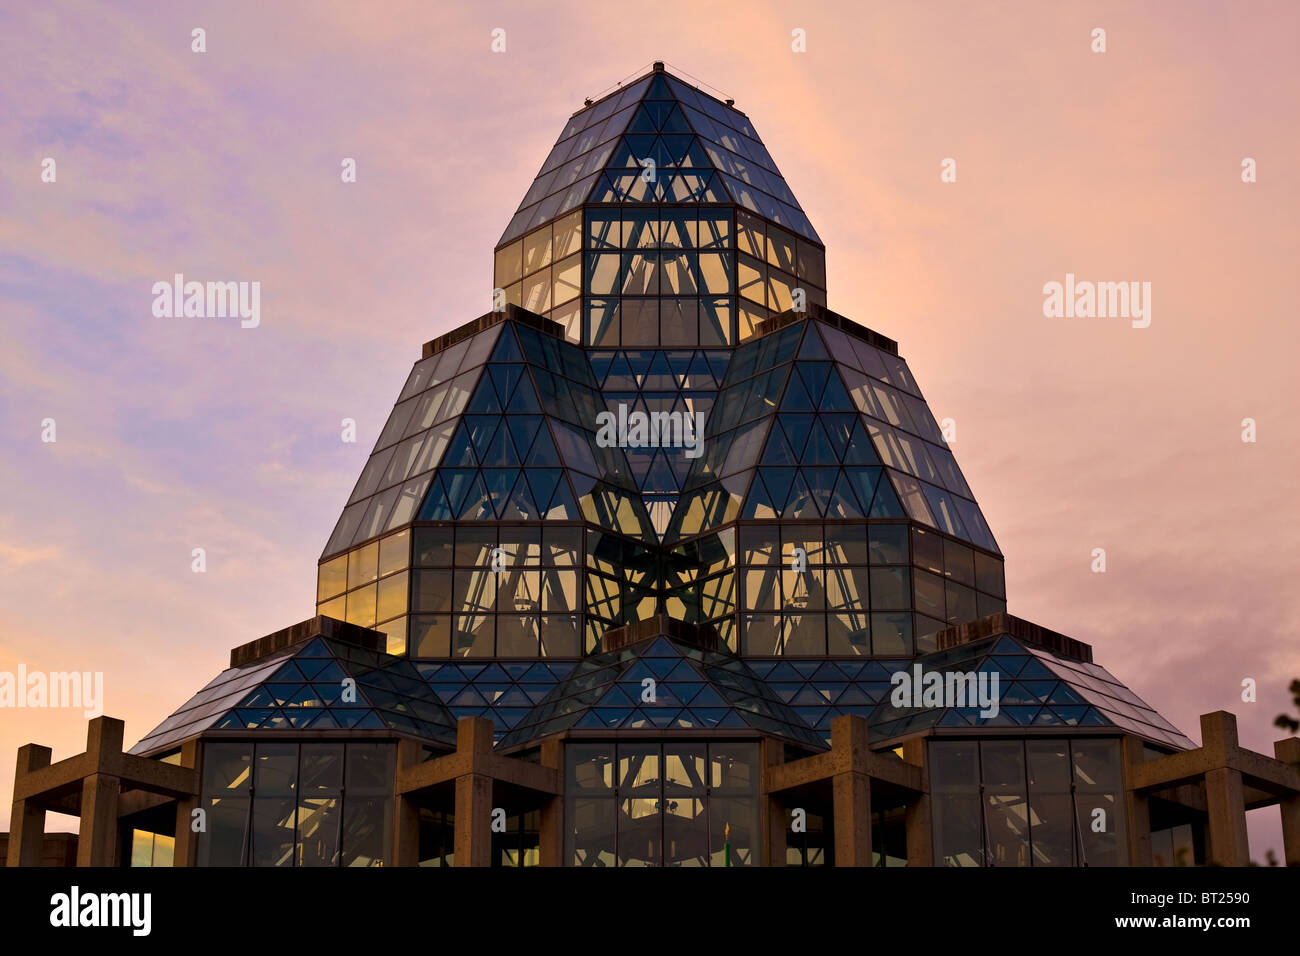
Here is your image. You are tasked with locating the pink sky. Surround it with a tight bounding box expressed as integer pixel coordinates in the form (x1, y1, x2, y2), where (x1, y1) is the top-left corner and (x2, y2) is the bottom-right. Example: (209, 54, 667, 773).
(2, 1, 1297, 859)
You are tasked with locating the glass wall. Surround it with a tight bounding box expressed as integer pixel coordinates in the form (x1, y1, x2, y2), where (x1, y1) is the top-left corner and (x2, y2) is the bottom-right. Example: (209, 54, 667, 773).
(930, 737, 1126, 867)
(197, 741, 395, 867)
(564, 740, 760, 866)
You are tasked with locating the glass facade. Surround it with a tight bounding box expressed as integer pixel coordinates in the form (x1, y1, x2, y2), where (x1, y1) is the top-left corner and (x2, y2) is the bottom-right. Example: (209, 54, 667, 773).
(115, 65, 1211, 872)
(197, 741, 396, 867)
(929, 737, 1126, 867)
(565, 740, 760, 866)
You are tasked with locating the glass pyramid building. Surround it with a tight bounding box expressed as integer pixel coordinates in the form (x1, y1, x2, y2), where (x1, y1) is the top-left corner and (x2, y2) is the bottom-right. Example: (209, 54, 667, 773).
(17, 64, 1296, 873)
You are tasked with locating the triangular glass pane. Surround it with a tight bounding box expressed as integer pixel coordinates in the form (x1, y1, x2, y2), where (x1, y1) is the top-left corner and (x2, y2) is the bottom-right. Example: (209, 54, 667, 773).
(659, 104, 692, 134)
(784, 470, 817, 518)
(490, 325, 523, 362)
(642, 452, 679, 493)
(490, 364, 523, 406)
(465, 382, 502, 415)
(824, 470, 864, 519)
(777, 414, 814, 458)
(801, 466, 838, 517)
(759, 428, 798, 466)
(466, 415, 501, 458)
(843, 420, 881, 465)
(779, 375, 814, 412)
(645, 73, 673, 99)
(457, 473, 494, 520)
(417, 475, 454, 520)
(507, 415, 543, 456)
(509, 373, 543, 414)
(868, 471, 906, 518)
(545, 479, 581, 520)
(739, 471, 776, 518)
(796, 362, 832, 406)
(480, 421, 520, 467)
(524, 426, 563, 467)
(801, 420, 837, 465)
(798, 326, 829, 359)
(758, 467, 796, 511)
(499, 471, 537, 519)
(818, 372, 854, 412)
(660, 133, 695, 167)
(441, 424, 477, 467)
(820, 413, 856, 461)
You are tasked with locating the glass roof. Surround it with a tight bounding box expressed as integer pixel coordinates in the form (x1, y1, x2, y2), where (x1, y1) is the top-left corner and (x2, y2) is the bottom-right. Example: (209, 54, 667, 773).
(130, 636, 460, 756)
(499, 70, 821, 246)
(863, 634, 1195, 750)
(497, 633, 829, 750)
(666, 317, 999, 553)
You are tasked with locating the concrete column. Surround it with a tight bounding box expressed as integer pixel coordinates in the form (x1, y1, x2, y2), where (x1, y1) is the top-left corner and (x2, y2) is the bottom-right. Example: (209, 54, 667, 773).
(1199, 711, 1239, 760)
(77, 773, 122, 867)
(172, 739, 201, 867)
(538, 738, 564, 867)
(453, 773, 494, 867)
(7, 744, 52, 867)
(1204, 767, 1250, 866)
(391, 739, 424, 867)
(1121, 736, 1152, 866)
(832, 771, 872, 867)
(759, 737, 786, 867)
(828, 715, 872, 866)
(1274, 737, 1300, 866)
(86, 716, 125, 768)
(902, 738, 932, 867)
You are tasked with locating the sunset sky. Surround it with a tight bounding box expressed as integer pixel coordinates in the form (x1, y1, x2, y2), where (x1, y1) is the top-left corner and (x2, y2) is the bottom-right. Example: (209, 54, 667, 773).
(2, 1, 1298, 858)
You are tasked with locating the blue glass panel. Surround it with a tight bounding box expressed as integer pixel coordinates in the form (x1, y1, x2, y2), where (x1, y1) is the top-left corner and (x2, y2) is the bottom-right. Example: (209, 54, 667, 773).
(798, 326, 829, 359)
(465, 382, 501, 415)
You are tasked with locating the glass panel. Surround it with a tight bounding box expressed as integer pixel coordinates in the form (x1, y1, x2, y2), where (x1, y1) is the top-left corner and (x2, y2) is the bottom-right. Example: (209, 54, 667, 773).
(1026, 741, 1074, 866)
(378, 530, 409, 578)
(347, 541, 379, 590)
(317, 555, 347, 602)
(297, 743, 343, 867)
(251, 743, 298, 867)
(930, 740, 981, 867)
(342, 743, 395, 867)
(982, 741, 1029, 867)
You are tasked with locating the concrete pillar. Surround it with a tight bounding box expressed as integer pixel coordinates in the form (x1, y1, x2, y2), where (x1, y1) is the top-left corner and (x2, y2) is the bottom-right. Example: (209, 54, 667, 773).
(1121, 736, 1152, 866)
(828, 715, 872, 866)
(759, 737, 786, 867)
(902, 738, 932, 867)
(77, 773, 122, 867)
(86, 716, 125, 767)
(1199, 711, 1239, 760)
(832, 771, 872, 866)
(391, 739, 424, 867)
(1204, 767, 1250, 866)
(172, 739, 201, 867)
(453, 773, 494, 867)
(538, 738, 564, 867)
(7, 744, 52, 867)
(1274, 737, 1300, 866)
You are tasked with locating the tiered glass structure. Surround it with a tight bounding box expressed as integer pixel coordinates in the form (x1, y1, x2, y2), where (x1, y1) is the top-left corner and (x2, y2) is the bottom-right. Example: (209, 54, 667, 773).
(126, 64, 1206, 868)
